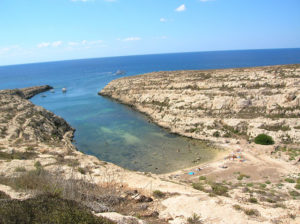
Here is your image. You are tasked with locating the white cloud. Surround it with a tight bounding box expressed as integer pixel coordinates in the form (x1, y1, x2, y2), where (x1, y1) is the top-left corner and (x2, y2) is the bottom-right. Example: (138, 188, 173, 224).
(37, 42, 51, 48)
(67, 40, 103, 47)
(160, 18, 167, 22)
(37, 41, 62, 48)
(122, 37, 141, 42)
(52, 41, 63, 47)
(175, 4, 186, 12)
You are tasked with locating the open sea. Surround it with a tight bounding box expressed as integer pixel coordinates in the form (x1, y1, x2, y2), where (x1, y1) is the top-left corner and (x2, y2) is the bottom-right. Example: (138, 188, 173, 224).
(0, 49, 300, 173)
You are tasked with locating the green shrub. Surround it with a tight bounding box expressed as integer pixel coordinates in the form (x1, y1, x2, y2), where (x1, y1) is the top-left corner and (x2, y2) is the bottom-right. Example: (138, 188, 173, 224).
(153, 190, 165, 198)
(244, 208, 260, 216)
(233, 204, 242, 211)
(248, 197, 258, 203)
(274, 203, 286, 208)
(289, 190, 300, 197)
(187, 213, 202, 224)
(0, 194, 115, 224)
(285, 178, 295, 183)
(15, 167, 26, 172)
(295, 184, 300, 190)
(213, 131, 220, 137)
(208, 193, 216, 197)
(0, 191, 10, 199)
(199, 176, 206, 181)
(0, 151, 37, 160)
(237, 174, 250, 181)
(34, 161, 42, 169)
(192, 183, 204, 191)
(211, 183, 229, 196)
(254, 134, 274, 145)
(78, 167, 87, 175)
(259, 183, 267, 189)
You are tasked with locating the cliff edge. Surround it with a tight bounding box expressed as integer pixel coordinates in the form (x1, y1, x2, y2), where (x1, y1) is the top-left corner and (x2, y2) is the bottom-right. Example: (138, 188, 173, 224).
(100, 64, 300, 145)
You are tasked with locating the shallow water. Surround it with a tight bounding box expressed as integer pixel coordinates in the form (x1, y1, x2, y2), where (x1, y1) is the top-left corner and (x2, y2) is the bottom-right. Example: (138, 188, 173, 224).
(1, 49, 299, 173)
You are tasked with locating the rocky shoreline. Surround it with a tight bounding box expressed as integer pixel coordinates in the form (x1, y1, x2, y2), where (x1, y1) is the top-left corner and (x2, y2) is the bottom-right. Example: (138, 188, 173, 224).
(99, 64, 300, 146)
(1, 67, 300, 224)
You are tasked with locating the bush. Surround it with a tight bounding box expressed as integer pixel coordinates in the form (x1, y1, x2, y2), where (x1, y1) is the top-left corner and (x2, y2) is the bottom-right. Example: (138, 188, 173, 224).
(285, 178, 295, 183)
(199, 176, 206, 181)
(232, 204, 242, 210)
(248, 197, 258, 203)
(34, 161, 42, 169)
(213, 131, 220, 137)
(78, 167, 87, 175)
(15, 167, 26, 172)
(192, 183, 204, 191)
(254, 134, 274, 145)
(259, 183, 267, 189)
(289, 190, 300, 197)
(187, 213, 202, 224)
(153, 190, 165, 198)
(0, 191, 10, 199)
(295, 184, 300, 190)
(0, 194, 115, 224)
(244, 208, 260, 216)
(211, 183, 228, 196)
(237, 174, 250, 181)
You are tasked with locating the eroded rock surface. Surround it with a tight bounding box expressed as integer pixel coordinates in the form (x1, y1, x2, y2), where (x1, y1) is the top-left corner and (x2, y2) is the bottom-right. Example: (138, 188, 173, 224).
(100, 64, 300, 145)
(0, 85, 73, 146)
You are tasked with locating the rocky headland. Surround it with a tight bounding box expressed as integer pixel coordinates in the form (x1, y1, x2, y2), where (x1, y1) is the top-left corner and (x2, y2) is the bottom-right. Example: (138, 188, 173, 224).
(100, 64, 300, 146)
(0, 64, 300, 224)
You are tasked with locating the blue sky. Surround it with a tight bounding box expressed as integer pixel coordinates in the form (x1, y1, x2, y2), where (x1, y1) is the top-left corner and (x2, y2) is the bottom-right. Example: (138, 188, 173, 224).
(0, 0, 299, 65)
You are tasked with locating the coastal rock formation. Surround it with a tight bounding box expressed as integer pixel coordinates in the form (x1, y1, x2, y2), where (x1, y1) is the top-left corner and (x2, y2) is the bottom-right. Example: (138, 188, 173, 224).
(1, 84, 299, 224)
(0, 85, 73, 146)
(100, 64, 300, 145)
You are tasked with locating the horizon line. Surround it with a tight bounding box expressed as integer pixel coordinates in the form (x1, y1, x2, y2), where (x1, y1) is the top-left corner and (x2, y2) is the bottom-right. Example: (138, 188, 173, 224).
(1, 47, 300, 68)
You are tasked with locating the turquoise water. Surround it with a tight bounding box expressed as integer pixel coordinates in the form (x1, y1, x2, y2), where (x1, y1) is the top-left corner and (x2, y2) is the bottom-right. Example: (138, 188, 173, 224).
(0, 49, 300, 173)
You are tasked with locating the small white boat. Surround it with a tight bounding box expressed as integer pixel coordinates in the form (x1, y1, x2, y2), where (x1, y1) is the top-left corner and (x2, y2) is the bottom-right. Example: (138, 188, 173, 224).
(115, 70, 126, 75)
(62, 88, 67, 93)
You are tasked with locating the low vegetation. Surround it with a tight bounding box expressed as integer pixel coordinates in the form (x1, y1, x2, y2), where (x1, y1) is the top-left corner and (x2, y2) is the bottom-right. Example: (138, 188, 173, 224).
(273, 146, 300, 161)
(187, 213, 202, 224)
(254, 134, 274, 145)
(0, 191, 10, 199)
(0, 194, 115, 224)
(153, 190, 165, 198)
(0, 150, 37, 161)
(192, 180, 229, 197)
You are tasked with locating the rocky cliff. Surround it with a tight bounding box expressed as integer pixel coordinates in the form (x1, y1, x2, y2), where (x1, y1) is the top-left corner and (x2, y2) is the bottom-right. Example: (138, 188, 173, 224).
(0, 85, 73, 147)
(1, 84, 300, 224)
(100, 64, 300, 145)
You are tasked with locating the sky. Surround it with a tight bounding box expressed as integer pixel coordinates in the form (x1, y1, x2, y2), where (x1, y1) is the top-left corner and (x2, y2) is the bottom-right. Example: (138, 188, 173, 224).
(0, 0, 299, 66)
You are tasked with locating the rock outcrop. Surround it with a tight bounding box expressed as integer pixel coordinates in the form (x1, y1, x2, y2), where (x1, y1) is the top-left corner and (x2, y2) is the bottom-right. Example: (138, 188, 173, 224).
(1, 84, 300, 224)
(0, 85, 73, 146)
(100, 64, 300, 145)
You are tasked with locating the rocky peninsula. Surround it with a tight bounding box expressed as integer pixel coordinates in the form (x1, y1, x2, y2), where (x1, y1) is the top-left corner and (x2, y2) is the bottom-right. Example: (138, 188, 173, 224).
(0, 64, 300, 224)
(100, 64, 300, 146)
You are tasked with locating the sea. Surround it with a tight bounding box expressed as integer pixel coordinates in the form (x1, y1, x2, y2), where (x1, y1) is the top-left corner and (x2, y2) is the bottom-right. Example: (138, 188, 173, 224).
(0, 48, 300, 173)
